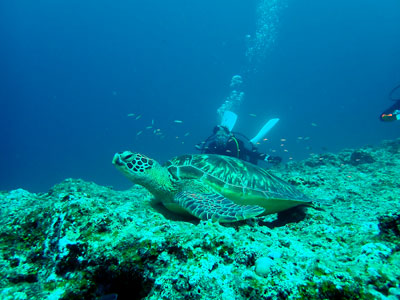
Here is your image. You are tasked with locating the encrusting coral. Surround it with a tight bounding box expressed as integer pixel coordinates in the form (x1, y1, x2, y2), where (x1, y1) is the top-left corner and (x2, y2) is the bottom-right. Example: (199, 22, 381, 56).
(1, 139, 400, 300)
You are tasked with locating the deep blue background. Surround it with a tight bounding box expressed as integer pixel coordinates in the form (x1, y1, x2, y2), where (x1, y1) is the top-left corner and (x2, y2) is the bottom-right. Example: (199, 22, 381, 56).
(1, 0, 399, 192)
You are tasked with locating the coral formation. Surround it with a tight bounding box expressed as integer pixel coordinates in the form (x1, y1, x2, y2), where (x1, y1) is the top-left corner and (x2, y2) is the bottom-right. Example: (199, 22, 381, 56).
(1, 139, 400, 300)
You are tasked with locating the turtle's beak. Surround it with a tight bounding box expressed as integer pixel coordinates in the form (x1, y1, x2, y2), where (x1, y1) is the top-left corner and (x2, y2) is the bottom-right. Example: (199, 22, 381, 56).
(112, 153, 123, 166)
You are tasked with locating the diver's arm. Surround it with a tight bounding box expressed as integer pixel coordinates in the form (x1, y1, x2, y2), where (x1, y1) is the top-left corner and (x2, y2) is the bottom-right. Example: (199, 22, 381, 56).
(243, 147, 267, 162)
(245, 147, 282, 164)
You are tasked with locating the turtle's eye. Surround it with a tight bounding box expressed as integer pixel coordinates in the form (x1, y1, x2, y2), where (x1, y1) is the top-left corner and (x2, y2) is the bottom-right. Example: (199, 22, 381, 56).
(124, 154, 133, 160)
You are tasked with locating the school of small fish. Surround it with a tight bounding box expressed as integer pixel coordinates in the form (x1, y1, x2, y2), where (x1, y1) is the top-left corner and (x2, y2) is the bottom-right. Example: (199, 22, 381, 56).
(126, 112, 318, 160)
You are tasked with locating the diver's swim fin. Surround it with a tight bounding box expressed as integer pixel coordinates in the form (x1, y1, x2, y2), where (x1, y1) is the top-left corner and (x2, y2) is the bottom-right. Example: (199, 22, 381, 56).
(220, 110, 238, 132)
(250, 118, 280, 145)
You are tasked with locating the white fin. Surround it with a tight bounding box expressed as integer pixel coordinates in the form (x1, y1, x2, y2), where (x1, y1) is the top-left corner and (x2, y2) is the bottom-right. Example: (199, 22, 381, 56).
(250, 118, 280, 145)
(220, 110, 238, 132)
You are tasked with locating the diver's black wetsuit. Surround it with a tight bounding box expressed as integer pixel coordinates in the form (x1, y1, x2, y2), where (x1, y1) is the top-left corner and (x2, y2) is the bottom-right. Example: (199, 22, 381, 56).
(204, 137, 267, 165)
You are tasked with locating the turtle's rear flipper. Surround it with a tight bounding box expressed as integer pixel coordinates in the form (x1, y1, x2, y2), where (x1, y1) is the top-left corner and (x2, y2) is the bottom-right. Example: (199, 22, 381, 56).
(174, 190, 265, 223)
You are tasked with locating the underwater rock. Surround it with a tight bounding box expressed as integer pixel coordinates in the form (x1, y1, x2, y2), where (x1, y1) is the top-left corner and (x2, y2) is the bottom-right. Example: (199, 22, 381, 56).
(1, 139, 400, 299)
(381, 139, 400, 154)
(349, 150, 375, 166)
(378, 213, 400, 241)
(304, 153, 340, 168)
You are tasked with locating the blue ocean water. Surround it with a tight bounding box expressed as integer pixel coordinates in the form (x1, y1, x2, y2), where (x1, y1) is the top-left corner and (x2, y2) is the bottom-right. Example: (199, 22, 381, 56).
(1, 0, 399, 192)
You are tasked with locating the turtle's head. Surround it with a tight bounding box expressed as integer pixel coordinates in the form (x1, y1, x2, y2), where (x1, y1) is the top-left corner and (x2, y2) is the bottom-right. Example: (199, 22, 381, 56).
(113, 151, 172, 197)
(113, 151, 158, 182)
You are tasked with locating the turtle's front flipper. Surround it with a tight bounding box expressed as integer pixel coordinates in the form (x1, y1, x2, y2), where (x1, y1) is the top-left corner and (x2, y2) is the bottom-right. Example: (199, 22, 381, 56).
(174, 190, 265, 223)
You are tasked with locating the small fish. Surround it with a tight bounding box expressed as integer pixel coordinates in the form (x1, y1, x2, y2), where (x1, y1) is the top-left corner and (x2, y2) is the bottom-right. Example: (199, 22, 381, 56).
(136, 131, 143, 135)
(311, 122, 317, 127)
(297, 136, 303, 140)
(304, 137, 311, 141)
(280, 138, 286, 142)
(151, 119, 154, 125)
(184, 132, 190, 137)
(146, 126, 152, 129)
(284, 149, 289, 152)
(135, 115, 142, 120)
(263, 138, 268, 141)
(249, 113, 257, 117)
(174, 120, 183, 123)
(127, 113, 135, 117)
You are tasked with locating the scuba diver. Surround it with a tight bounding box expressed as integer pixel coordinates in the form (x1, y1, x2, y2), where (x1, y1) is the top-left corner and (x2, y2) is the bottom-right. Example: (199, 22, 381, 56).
(380, 101, 400, 121)
(196, 111, 282, 165)
(380, 83, 400, 122)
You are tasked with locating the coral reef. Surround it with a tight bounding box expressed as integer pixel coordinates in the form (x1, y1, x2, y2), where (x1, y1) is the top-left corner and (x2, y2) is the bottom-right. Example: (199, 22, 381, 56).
(1, 139, 400, 300)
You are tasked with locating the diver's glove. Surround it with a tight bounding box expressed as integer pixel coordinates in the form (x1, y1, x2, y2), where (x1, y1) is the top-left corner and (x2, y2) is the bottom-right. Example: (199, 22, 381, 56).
(264, 155, 282, 164)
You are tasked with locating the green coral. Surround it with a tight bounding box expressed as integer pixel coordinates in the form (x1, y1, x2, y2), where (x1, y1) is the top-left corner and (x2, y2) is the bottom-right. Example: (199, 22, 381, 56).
(298, 279, 370, 300)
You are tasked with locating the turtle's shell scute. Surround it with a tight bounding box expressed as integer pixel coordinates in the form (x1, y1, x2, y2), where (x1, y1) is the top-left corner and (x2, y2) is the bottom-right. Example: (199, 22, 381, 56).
(164, 154, 309, 202)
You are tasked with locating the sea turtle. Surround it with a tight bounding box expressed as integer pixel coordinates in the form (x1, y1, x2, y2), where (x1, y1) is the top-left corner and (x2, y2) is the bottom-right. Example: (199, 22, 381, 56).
(113, 151, 314, 223)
